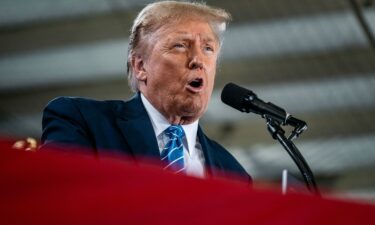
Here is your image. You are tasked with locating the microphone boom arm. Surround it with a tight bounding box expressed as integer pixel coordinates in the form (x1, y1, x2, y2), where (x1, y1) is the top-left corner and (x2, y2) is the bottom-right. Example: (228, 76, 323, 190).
(265, 116, 320, 196)
(221, 82, 319, 195)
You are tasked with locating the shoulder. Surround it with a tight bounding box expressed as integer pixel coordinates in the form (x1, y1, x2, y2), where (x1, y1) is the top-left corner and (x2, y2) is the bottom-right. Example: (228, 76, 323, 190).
(46, 96, 123, 110)
(41, 97, 131, 148)
(44, 96, 128, 116)
(42, 96, 129, 130)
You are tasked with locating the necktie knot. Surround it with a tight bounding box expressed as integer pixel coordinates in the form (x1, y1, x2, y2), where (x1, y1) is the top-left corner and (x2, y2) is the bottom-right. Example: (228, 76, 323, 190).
(164, 125, 185, 139)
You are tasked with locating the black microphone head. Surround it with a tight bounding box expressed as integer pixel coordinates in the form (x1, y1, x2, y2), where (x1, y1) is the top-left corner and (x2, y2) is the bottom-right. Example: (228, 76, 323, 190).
(221, 83, 254, 112)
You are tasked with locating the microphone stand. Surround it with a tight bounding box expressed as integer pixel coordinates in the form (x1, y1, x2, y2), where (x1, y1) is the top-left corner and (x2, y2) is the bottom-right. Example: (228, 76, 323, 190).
(265, 117, 320, 196)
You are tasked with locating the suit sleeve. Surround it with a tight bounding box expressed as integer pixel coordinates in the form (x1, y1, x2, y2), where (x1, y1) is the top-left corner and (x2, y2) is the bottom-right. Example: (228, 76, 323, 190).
(41, 97, 94, 150)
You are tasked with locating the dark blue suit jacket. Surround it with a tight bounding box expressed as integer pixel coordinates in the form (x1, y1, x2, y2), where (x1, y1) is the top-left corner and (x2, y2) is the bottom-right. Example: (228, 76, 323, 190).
(41, 94, 251, 182)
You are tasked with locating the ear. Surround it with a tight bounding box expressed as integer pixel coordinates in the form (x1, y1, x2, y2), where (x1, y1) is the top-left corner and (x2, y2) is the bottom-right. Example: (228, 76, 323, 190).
(131, 54, 147, 82)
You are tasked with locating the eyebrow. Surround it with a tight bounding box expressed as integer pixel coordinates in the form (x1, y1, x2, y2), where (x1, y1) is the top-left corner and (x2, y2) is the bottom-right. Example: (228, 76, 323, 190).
(172, 32, 217, 43)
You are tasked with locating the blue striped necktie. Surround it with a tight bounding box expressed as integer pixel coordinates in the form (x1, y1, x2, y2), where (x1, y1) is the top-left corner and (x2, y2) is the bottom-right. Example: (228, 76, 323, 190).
(160, 125, 185, 174)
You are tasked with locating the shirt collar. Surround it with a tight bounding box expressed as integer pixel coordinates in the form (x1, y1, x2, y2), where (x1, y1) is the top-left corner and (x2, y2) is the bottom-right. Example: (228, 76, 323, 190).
(140, 93, 199, 152)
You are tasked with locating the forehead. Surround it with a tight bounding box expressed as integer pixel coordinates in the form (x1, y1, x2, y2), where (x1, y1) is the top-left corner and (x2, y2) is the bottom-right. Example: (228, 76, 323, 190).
(153, 19, 218, 43)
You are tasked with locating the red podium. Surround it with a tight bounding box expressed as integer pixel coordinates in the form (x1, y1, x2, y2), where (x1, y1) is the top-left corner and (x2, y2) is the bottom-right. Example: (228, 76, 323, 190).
(1, 139, 374, 225)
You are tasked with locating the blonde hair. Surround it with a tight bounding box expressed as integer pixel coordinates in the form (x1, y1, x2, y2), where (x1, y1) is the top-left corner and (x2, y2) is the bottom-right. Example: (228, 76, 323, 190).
(127, 1, 231, 92)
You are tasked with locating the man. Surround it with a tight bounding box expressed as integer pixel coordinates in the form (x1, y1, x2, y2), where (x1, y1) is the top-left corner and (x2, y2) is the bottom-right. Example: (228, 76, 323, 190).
(42, 1, 251, 182)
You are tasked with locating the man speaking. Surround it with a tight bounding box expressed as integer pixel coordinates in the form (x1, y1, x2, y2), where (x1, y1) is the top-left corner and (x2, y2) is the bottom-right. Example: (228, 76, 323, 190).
(41, 1, 251, 182)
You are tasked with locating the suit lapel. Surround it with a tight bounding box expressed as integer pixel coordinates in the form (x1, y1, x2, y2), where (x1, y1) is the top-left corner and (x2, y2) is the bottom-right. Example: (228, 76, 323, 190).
(115, 94, 160, 162)
(197, 126, 223, 178)
(114, 95, 226, 176)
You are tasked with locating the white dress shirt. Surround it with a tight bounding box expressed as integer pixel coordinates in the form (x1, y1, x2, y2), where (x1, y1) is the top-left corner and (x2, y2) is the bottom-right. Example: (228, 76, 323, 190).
(141, 94, 205, 178)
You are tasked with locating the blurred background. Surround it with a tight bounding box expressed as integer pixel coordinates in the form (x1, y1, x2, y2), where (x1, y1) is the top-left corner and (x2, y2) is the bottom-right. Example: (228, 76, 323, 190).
(1, 0, 375, 202)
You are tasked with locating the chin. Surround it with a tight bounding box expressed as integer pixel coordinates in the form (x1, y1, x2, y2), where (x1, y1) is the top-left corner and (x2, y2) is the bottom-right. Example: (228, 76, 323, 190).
(182, 102, 206, 119)
(171, 94, 207, 116)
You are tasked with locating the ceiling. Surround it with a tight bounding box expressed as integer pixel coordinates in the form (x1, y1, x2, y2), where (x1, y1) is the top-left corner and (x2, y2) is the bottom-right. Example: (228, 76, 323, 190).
(1, 0, 375, 202)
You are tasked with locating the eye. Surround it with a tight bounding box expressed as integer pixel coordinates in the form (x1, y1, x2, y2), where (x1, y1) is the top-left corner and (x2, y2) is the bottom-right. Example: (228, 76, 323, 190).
(173, 43, 186, 49)
(204, 45, 214, 53)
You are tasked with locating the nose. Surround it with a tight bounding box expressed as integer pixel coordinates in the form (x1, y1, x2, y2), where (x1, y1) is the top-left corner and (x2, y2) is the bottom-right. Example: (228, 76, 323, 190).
(188, 56, 204, 70)
(188, 44, 204, 70)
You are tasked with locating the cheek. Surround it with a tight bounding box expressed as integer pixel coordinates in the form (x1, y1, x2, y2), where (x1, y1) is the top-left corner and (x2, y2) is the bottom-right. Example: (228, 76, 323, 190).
(160, 55, 186, 76)
(207, 58, 217, 74)
(207, 66, 216, 86)
(205, 71, 216, 100)
(147, 59, 171, 82)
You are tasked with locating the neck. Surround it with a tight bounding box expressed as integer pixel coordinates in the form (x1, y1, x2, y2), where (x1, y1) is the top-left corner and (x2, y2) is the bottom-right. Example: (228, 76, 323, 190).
(139, 91, 198, 125)
(166, 115, 196, 125)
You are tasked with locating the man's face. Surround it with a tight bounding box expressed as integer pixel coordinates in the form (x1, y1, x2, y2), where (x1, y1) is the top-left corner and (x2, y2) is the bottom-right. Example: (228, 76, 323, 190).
(136, 19, 219, 124)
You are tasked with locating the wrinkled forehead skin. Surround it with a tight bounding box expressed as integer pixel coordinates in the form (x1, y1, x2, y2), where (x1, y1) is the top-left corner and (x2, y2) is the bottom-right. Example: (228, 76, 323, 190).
(139, 16, 222, 57)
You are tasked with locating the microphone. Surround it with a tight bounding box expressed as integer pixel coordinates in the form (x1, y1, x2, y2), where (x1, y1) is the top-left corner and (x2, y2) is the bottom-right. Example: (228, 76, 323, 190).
(221, 83, 307, 129)
(221, 83, 317, 193)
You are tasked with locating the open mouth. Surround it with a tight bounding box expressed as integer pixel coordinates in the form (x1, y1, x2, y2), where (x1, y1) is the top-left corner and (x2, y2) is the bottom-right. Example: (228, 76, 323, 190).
(189, 78, 203, 89)
(187, 78, 203, 93)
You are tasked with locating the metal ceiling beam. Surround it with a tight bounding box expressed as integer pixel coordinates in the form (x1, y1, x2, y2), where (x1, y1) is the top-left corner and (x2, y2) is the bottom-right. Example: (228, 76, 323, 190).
(2, 8, 374, 91)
